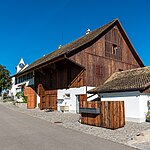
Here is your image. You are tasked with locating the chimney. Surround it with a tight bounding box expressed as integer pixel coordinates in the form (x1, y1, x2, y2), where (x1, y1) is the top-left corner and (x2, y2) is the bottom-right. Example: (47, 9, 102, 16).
(58, 45, 62, 49)
(86, 29, 90, 35)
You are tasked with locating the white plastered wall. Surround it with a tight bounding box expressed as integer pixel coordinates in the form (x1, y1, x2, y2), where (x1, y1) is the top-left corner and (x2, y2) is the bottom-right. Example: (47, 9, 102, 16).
(100, 91, 149, 122)
(9, 77, 34, 102)
(57, 86, 95, 113)
(36, 94, 40, 108)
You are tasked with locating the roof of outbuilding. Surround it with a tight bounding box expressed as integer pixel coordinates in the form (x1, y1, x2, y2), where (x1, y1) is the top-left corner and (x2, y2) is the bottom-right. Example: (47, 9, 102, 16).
(13, 19, 144, 77)
(88, 66, 150, 94)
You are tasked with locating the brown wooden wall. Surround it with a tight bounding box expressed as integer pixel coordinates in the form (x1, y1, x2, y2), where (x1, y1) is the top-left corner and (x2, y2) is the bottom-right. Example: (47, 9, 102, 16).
(80, 100, 125, 129)
(70, 25, 141, 87)
(34, 59, 84, 90)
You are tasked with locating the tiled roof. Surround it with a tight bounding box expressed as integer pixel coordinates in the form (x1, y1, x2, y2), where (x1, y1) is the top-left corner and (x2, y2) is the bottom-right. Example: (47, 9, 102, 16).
(88, 67, 150, 93)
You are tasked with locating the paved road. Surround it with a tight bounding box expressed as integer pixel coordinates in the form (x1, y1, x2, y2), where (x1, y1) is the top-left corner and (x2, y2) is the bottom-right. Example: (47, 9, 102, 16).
(0, 104, 137, 150)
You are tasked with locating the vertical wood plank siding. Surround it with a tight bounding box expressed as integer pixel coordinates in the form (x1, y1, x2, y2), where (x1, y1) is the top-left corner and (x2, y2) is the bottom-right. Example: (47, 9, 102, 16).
(70, 26, 141, 87)
(38, 84, 57, 110)
(80, 99, 125, 129)
(34, 59, 84, 90)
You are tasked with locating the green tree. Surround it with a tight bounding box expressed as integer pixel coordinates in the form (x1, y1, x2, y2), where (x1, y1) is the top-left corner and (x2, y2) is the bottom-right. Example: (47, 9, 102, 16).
(0, 64, 11, 94)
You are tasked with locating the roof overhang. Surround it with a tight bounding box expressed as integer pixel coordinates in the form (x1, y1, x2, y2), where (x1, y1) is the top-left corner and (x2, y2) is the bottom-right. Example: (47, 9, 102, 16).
(12, 56, 85, 78)
(11, 56, 66, 78)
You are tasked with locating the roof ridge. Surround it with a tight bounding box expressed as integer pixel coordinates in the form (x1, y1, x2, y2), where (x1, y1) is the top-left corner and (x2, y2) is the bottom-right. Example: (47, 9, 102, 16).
(116, 66, 149, 74)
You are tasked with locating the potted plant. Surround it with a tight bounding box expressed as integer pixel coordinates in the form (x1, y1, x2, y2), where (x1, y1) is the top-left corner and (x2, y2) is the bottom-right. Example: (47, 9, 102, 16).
(146, 110, 150, 122)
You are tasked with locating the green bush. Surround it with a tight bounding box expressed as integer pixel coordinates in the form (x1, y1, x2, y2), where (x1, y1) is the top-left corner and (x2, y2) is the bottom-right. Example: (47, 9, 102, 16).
(15, 92, 27, 103)
(23, 96, 27, 103)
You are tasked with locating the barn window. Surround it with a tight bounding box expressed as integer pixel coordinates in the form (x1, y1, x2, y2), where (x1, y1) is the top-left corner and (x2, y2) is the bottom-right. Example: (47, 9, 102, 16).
(112, 44, 117, 55)
(63, 93, 70, 99)
(105, 41, 122, 60)
(119, 69, 123, 71)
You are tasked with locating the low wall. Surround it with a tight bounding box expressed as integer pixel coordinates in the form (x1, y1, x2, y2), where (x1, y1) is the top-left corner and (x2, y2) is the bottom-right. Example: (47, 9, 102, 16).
(15, 103, 27, 108)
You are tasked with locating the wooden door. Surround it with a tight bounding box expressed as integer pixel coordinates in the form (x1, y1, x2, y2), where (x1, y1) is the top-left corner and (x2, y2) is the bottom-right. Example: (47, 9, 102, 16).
(24, 87, 37, 109)
(38, 84, 57, 110)
(45, 94, 57, 110)
(45, 90, 57, 110)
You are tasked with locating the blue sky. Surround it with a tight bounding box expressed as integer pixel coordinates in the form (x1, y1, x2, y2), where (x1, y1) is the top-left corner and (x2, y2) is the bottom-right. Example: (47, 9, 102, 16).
(0, 0, 150, 75)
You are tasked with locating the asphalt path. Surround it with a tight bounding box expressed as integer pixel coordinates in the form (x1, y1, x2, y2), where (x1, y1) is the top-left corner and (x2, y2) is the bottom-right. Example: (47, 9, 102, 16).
(0, 104, 137, 150)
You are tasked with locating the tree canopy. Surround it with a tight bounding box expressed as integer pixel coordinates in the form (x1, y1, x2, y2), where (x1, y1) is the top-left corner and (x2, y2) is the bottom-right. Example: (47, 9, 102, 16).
(0, 64, 11, 94)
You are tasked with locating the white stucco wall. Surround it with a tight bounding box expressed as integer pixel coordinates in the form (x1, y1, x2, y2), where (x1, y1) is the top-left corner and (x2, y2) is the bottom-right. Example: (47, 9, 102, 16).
(36, 94, 40, 108)
(100, 91, 150, 122)
(139, 95, 150, 122)
(57, 86, 95, 113)
(9, 77, 34, 102)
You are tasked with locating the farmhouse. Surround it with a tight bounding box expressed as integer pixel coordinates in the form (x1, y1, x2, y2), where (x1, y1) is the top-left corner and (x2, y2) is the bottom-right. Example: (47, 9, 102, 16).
(12, 19, 144, 112)
(88, 67, 150, 122)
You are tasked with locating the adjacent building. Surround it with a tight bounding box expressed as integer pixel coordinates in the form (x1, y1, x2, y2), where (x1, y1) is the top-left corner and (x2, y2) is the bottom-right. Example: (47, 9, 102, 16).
(88, 67, 150, 122)
(10, 58, 33, 101)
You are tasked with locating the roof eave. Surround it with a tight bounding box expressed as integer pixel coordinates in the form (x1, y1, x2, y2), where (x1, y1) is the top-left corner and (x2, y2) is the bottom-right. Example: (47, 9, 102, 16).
(115, 20, 144, 67)
(87, 87, 145, 94)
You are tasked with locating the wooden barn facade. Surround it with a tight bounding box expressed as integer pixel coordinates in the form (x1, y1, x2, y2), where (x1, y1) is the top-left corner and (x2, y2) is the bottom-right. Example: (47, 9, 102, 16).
(13, 19, 144, 112)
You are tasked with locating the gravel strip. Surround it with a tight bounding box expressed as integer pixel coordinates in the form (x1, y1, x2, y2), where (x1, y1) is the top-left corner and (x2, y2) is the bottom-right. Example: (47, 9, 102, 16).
(1, 102, 150, 150)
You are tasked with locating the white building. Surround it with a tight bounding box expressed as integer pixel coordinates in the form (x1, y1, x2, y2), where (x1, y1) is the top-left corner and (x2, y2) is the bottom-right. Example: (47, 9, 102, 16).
(10, 58, 34, 102)
(88, 67, 150, 123)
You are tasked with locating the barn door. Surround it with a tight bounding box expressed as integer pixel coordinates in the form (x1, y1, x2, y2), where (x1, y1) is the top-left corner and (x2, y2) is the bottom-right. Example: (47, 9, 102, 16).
(24, 86, 37, 109)
(45, 90, 57, 110)
(38, 84, 57, 110)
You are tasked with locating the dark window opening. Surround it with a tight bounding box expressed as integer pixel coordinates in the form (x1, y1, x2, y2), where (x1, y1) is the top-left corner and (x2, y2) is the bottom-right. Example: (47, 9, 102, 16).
(112, 44, 117, 55)
(119, 69, 123, 71)
(15, 72, 33, 85)
(105, 41, 122, 60)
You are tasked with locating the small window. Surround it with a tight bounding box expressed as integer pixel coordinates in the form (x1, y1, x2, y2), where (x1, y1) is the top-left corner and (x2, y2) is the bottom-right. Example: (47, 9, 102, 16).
(15, 78, 17, 84)
(119, 69, 123, 71)
(63, 93, 70, 99)
(105, 42, 122, 60)
(112, 44, 117, 55)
